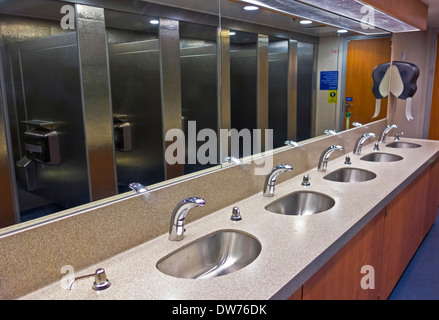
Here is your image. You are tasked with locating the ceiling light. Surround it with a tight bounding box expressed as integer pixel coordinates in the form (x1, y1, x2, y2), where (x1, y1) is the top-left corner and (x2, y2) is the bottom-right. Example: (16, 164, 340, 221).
(243, 5, 259, 11)
(149, 19, 159, 25)
(337, 29, 348, 33)
(300, 20, 313, 25)
(229, 31, 236, 36)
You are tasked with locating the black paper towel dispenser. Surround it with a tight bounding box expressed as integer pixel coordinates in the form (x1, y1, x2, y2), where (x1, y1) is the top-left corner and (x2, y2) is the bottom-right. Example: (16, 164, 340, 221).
(391, 61, 420, 99)
(372, 62, 391, 99)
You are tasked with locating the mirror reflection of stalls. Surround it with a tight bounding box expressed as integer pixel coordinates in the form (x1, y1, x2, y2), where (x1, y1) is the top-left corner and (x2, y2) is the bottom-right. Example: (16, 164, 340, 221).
(105, 10, 164, 194)
(1, 1, 91, 222)
(229, 31, 257, 158)
(0, 0, 393, 231)
(229, 29, 317, 154)
(180, 21, 218, 174)
(268, 37, 289, 149)
(296, 42, 315, 141)
(268, 37, 316, 147)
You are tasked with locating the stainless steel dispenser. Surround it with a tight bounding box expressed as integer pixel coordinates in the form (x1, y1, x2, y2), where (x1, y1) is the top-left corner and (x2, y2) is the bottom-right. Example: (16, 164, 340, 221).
(21, 120, 61, 166)
(16, 120, 61, 192)
(113, 114, 132, 152)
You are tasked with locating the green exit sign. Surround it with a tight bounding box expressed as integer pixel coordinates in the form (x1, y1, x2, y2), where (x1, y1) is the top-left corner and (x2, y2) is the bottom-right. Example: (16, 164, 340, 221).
(345, 112, 352, 118)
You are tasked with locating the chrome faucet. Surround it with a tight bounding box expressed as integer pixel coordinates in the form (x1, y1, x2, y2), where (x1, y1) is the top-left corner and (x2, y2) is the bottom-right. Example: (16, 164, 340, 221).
(379, 124, 398, 143)
(263, 164, 293, 197)
(128, 182, 148, 193)
(285, 140, 299, 147)
(318, 145, 344, 171)
(169, 197, 206, 241)
(353, 132, 376, 155)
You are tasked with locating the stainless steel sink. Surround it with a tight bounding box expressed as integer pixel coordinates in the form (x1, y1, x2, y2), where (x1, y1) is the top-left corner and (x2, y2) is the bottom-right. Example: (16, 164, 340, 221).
(265, 191, 335, 216)
(156, 230, 261, 279)
(324, 167, 377, 183)
(386, 141, 421, 149)
(360, 152, 403, 162)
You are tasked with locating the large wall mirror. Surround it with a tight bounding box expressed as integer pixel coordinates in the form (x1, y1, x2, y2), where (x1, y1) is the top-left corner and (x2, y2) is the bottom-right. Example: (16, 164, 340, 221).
(0, 0, 392, 232)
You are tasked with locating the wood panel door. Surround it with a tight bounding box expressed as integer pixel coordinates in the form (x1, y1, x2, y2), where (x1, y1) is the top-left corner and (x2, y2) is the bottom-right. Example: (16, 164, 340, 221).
(344, 37, 392, 130)
(429, 35, 439, 140)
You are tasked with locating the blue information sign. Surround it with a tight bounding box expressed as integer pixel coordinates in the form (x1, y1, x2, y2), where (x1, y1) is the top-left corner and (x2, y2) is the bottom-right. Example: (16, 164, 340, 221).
(346, 97, 353, 102)
(320, 71, 339, 90)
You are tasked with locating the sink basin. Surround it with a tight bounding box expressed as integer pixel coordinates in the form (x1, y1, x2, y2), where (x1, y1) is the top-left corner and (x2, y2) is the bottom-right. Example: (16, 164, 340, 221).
(265, 191, 335, 216)
(360, 152, 403, 162)
(386, 141, 421, 149)
(324, 167, 377, 183)
(156, 230, 261, 279)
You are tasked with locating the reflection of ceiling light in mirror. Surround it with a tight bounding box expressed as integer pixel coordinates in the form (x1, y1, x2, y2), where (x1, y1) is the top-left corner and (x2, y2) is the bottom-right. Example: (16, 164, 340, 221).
(337, 29, 348, 33)
(243, 5, 259, 11)
(238, 0, 420, 34)
(149, 19, 159, 25)
(287, 0, 420, 33)
(300, 20, 313, 25)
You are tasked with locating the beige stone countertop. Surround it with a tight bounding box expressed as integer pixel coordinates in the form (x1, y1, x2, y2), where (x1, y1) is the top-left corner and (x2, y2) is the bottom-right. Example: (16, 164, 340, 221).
(22, 137, 439, 300)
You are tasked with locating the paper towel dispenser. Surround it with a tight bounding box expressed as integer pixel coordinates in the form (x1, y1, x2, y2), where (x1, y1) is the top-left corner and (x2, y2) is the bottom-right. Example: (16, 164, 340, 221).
(113, 114, 132, 152)
(372, 62, 390, 99)
(391, 61, 420, 99)
(23, 128, 61, 166)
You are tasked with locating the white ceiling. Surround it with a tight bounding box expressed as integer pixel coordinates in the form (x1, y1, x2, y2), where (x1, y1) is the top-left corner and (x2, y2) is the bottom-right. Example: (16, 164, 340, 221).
(422, 0, 439, 27)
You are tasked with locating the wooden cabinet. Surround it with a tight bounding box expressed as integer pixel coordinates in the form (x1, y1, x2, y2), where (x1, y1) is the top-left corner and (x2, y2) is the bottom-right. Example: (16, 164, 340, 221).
(291, 159, 439, 300)
(301, 209, 385, 300)
(380, 168, 429, 298)
(380, 159, 439, 298)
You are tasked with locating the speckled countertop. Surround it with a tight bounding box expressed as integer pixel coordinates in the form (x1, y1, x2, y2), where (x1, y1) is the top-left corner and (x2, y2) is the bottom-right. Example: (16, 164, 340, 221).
(22, 137, 439, 300)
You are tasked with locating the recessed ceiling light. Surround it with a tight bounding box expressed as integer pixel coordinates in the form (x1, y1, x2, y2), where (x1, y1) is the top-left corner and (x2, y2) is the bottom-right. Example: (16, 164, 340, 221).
(243, 5, 259, 11)
(300, 20, 313, 25)
(337, 29, 348, 33)
(149, 19, 159, 25)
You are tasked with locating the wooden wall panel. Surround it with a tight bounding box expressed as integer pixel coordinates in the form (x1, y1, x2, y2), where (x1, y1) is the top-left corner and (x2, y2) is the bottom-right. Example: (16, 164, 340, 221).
(429, 35, 439, 140)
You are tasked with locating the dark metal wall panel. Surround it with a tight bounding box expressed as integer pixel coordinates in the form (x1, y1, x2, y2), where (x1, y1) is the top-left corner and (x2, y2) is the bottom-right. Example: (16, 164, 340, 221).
(108, 39, 165, 190)
(159, 18, 184, 179)
(230, 35, 257, 158)
(297, 41, 315, 141)
(0, 52, 16, 228)
(75, 4, 117, 201)
(180, 39, 218, 173)
(288, 39, 298, 141)
(2, 33, 91, 216)
(218, 28, 231, 162)
(18, 36, 90, 208)
(268, 39, 289, 148)
(257, 34, 269, 137)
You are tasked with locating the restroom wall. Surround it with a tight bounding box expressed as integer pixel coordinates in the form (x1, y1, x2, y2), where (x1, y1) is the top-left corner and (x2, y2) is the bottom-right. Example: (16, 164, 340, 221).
(389, 30, 435, 138)
(315, 36, 343, 136)
(108, 37, 165, 191)
(429, 33, 439, 140)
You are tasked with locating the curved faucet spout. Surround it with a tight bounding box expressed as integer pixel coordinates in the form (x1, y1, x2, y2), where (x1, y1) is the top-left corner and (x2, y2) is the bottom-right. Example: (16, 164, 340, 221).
(379, 124, 398, 143)
(169, 197, 206, 241)
(263, 164, 293, 197)
(318, 145, 344, 171)
(353, 132, 376, 155)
